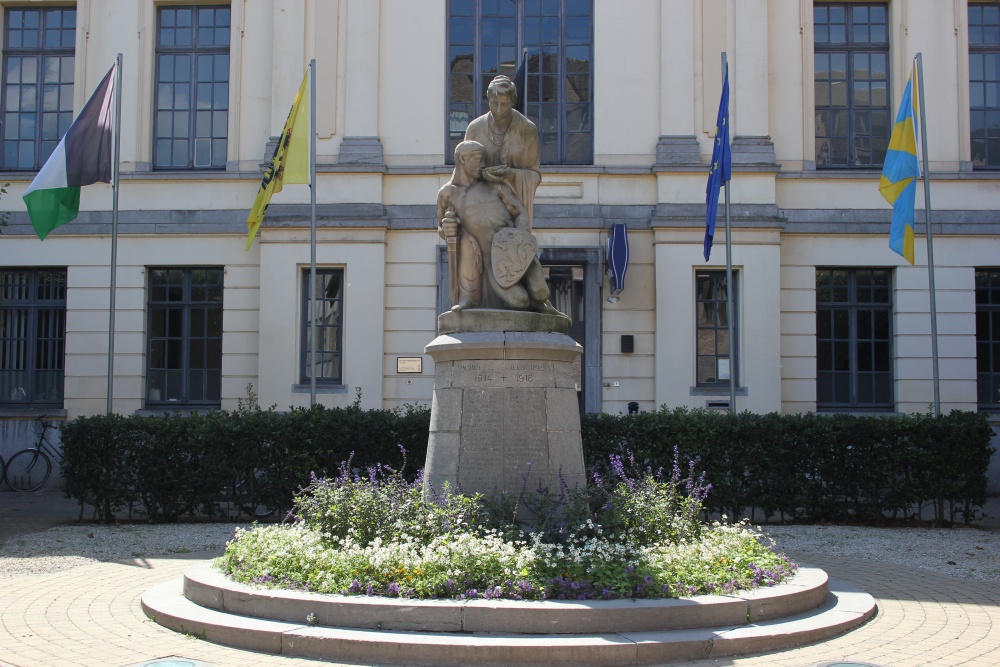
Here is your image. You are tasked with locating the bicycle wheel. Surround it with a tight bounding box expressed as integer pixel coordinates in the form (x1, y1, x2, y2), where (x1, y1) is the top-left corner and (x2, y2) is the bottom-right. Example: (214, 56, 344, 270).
(5, 449, 52, 492)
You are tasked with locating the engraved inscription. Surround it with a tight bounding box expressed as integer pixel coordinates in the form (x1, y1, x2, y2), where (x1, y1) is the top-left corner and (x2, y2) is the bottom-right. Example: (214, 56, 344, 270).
(454, 361, 554, 388)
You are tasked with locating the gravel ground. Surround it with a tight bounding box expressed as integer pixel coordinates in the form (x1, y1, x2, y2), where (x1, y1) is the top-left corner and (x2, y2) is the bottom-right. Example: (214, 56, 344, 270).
(2, 521, 999, 582)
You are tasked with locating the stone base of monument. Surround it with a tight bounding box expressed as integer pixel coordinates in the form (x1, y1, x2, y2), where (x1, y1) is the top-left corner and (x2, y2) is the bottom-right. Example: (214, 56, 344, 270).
(142, 562, 876, 665)
(422, 326, 585, 498)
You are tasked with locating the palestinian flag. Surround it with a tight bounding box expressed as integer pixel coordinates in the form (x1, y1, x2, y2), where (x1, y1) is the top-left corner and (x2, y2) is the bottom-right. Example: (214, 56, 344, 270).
(23, 63, 116, 240)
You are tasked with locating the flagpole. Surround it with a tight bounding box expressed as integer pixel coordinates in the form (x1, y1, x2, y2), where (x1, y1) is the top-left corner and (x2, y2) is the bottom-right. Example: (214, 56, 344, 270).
(308, 59, 318, 407)
(722, 53, 736, 415)
(106, 53, 123, 415)
(914, 53, 940, 417)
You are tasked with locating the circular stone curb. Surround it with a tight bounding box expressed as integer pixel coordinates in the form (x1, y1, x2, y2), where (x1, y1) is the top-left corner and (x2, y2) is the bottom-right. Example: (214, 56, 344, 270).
(143, 564, 876, 666)
(183, 562, 830, 634)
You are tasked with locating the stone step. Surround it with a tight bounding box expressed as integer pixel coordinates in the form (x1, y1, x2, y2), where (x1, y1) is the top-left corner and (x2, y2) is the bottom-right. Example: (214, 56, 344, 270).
(142, 567, 876, 666)
(182, 562, 831, 634)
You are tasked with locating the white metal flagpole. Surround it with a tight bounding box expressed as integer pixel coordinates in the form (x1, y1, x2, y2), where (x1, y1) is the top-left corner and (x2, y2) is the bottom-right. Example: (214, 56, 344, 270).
(308, 59, 318, 407)
(106, 53, 123, 415)
(722, 53, 736, 415)
(915, 53, 941, 417)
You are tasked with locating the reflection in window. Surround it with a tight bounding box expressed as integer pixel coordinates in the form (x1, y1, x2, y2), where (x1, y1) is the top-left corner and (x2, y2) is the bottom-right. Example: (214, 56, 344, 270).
(976, 269, 1000, 409)
(1, 7, 75, 170)
(816, 268, 893, 410)
(301, 268, 344, 384)
(814, 3, 889, 168)
(969, 4, 1000, 169)
(146, 267, 223, 406)
(0, 269, 66, 406)
(696, 271, 738, 386)
(154, 5, 230, 169)
(447, 0, 593, 164)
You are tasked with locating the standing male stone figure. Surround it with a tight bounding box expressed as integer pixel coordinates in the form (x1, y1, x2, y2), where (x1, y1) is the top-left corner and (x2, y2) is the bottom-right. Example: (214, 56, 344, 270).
(463, 75, 542, 224)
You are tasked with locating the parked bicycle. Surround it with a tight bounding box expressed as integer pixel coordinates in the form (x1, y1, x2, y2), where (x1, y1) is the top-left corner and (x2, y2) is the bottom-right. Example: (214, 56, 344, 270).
(5, 417, 63, 492)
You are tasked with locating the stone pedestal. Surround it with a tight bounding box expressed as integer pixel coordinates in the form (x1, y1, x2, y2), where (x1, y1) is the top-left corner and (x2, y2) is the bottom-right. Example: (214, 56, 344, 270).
(423, 328, 585, 498)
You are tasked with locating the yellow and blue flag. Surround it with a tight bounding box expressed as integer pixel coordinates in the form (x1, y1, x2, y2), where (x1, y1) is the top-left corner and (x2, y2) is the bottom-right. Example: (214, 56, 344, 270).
(704, 64, 731, 261)
(879, 66, 921, 265)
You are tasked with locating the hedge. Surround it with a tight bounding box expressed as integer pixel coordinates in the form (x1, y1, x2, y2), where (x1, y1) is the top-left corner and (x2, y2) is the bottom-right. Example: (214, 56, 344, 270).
(57, 403, 994, 525)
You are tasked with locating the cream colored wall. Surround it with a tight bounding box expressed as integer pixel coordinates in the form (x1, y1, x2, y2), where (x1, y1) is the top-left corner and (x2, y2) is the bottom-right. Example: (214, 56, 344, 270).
(767, 1, 806, 170)
(380, 0, 446, 165)
(653, 229, 783, 414)
(382, 230, 439, 410)
(2, 235, 259, 418)
(593, 0, 660, 164)
(779, 235, 982, 415)
(600, 229, 656, 414)
(256, 228, 386, 411)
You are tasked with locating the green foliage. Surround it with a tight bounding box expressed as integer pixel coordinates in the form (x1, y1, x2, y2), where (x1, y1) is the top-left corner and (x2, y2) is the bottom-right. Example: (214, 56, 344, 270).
(219, 464, 793, 601)
(57, 399, 994, 525)
(581, 407, 996, 524)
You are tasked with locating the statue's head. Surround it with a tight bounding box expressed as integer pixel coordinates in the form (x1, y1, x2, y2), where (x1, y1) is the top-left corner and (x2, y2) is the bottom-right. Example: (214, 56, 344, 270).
(454, 140, 485, 166)
(487, 75, 518, 105)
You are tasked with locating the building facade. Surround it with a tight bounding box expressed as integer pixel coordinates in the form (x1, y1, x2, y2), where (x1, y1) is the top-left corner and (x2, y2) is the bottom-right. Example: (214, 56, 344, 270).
(1, 1, 999, 470)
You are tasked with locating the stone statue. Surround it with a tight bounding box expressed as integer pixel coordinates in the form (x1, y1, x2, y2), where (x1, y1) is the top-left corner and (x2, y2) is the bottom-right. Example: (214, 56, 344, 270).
(438, 140, 563, 316)
(463, 75, 541, 225)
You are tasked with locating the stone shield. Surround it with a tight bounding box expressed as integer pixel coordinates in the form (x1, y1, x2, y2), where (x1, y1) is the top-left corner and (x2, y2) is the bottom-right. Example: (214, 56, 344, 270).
(491, 227, 538, 288)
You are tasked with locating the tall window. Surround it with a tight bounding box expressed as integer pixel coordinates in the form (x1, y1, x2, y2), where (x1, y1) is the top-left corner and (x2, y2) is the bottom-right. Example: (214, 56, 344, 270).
(447, 0, 593, 164)
(816, 269, 892, 410)
(1, 7, 75, 170)
(970, 4, 1000, 169)
(146, 268, 223, 406)
(695, 271, 738, 387)
(301, 269, 344, 385)
(0, 269, 66, 407)
(814, 3, 889, 168)
(976, 270, 1000, 409)
(154, 5, 230, 169)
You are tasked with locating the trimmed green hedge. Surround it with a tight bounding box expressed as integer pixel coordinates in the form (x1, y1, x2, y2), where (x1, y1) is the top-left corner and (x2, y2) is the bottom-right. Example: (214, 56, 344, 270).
(58, 404, 994, 524)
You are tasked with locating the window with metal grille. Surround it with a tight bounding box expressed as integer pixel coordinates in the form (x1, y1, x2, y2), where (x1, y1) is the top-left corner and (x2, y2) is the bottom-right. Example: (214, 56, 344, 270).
(0, 269, 66, 406)
(447, 0, 593, 164)
(814, 3, 890, 168)
(154, 5, 230, 169)
(1, 7, 75, 170)
(301, 268, 343, 384)
(816, 268, 893, 410)
(146, 268, 223, 406)
(976, 269, 1000, 409)
(970, 3, 1000, 169)
(695, 270, 738, 387)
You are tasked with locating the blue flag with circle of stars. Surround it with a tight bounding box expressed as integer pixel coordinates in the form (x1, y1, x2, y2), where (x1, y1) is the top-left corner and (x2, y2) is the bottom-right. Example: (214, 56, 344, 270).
(704, 65, 731, 261)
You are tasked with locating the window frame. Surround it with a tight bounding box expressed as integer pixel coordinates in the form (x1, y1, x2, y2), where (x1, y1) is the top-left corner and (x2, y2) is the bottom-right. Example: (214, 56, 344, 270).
(446, 0, 594, 165)
(145, 267, 224, 408)
(152, 4, 231, 171)
(969, 3, 1000, 170)
(813, 2, 891, 169)
(1, 6, 76, 171)
(976, 269, 1000, 410)
(300, 267, 344, 386)
(815, 268, 894, 411)
(0, 268, 67, 408)
(695, 269, 739, 388)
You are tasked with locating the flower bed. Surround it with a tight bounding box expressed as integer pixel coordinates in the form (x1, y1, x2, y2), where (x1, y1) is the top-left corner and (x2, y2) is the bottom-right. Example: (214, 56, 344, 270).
(219, 452, 796, 601)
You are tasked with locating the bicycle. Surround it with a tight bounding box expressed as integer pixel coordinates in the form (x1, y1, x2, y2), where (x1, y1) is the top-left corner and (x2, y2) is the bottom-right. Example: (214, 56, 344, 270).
(5, 417, 63, 492)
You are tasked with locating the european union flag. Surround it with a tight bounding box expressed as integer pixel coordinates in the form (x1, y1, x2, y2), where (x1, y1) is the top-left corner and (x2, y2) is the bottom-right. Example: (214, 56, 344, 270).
(879, 66, 920, 265)
(704, 65, 731, 261)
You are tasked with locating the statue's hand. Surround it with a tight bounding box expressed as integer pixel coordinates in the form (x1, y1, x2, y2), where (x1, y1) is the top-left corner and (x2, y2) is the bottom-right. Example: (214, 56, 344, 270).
(482, 166, 510, 183)
(440, 215, 460, 239)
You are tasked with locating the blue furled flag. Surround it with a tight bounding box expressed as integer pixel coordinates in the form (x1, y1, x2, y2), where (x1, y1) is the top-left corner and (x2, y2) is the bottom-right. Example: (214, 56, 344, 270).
(704, 64, 731, 261)
(879, 65, 920, 265)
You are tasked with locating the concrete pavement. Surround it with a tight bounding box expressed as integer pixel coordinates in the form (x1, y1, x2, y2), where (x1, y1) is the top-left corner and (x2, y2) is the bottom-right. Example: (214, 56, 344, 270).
(2, 490, 1000, 666)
